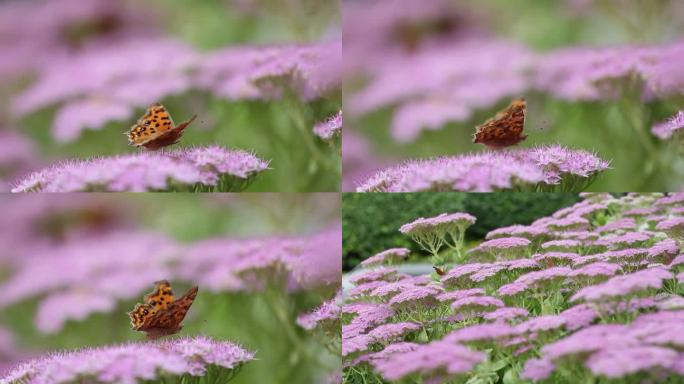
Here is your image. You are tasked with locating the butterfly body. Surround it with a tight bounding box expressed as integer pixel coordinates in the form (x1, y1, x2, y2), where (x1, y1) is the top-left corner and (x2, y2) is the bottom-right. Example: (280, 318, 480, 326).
(128, 280, 198, 339)
(126, 103, 197, 150)
(473, 98, 527, 148)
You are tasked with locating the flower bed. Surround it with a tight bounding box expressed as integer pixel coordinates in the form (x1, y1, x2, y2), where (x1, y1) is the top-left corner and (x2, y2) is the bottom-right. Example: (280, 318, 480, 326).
(343, 193, 684, 383)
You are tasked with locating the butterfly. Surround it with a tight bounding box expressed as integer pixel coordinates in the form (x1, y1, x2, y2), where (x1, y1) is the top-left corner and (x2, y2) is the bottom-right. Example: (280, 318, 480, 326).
(126, 103, 197, 150)
(473, 98, 527, 148)
(433, 266, 446, 276)
(128, 280, 198, 339)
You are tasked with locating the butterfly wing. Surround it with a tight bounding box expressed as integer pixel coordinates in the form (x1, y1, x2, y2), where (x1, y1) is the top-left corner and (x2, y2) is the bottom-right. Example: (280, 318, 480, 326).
(473, 98, 527, 148)
(144, 280, 175, 312)
(127, 103, 176, 147)
(138, 286, 199, 338)
(141, 114, 197, 150)
(128, 303, 155, 330)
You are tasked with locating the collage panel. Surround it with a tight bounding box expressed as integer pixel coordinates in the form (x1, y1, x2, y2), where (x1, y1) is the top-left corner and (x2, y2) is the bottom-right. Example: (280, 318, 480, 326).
(5, 0, 684, 383)
(0, 194, 341, 383)
(343, 0, 684, 192)
(342, 192, 684, 383)
(1, 0, 341, 193)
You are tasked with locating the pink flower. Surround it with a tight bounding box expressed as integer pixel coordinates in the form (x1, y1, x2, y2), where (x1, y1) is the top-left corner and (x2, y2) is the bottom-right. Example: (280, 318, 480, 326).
(652, 110, 684, 139)
(12, 146, 269, 193)
(373, 341, 485, 381)
(360, 248, 410, 267)
(313, 111, 342, 141)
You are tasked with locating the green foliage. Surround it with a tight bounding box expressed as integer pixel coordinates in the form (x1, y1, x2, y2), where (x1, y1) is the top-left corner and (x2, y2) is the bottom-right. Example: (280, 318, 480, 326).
(342, 193, 581, 271)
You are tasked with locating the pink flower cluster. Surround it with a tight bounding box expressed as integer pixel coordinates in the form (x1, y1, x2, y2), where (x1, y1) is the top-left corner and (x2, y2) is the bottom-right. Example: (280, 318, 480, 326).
(357, 145, 609, 192)
(344, 193, 684, 382)
(13, 38, 342, 142)
(11, 146, 270, 193)
(2, 336, 254, 383)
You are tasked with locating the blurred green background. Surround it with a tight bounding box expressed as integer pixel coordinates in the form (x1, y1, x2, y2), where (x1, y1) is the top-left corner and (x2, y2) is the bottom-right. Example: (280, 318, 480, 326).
(342, 193, 584, 271)
(0, 194, 340, 383)
(346, 0, 684, 191)
(10, 0, 341, 192)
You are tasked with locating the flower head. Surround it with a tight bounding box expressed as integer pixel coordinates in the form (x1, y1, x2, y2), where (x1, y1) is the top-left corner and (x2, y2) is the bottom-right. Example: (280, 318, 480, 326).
(313, 111, 342, 141)
(356, 151, 544, 192)
(586, 346, 678, 379)
(2, 336, 253, 383)
(596, 218, 637, 233)
(516, 315, 566, 334)
(570, 268, 674, 303)
(388, 285, 440, 309)
(468, 237, 531, 261)
(652, 110, 684, 140)
(446, 323, 520, 344)
(296, 297, 340, 333)
(520, 358, 555, 382)
(450, 296, 505, 313)
(485, 225, 547, 240)
(12, 146, 269, 193)
(357, 145, 609, 192)
(366, 322, 421, 344)
(349, 267, 399, 285)
(373, 341, 485, 381)
(360, 248, 410, 267)
(399, 212, 476, 234)
(483, 307, 529, 322)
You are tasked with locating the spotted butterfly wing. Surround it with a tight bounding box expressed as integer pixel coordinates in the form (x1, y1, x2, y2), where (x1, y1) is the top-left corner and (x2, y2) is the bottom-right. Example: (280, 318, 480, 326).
(473, 98, 527, 148)
(126, 103, 197, 150)
(144, 280, 175, 311)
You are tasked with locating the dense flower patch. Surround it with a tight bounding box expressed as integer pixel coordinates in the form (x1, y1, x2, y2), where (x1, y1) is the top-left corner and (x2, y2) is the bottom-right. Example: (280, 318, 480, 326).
(356, 145, 609, 192)
(343, 193, 684, 383)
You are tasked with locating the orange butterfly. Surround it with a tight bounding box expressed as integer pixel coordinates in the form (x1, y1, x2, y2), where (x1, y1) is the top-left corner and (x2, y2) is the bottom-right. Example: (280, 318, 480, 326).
(433, 266, 446, 276)
(128, 280, 198, 339)
(126, 103, 197, 150)
(473, 98, 527, 149)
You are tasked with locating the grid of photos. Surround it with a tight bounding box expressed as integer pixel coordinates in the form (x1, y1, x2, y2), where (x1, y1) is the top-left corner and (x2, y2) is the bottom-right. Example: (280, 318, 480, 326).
(3, 0, 684, 384)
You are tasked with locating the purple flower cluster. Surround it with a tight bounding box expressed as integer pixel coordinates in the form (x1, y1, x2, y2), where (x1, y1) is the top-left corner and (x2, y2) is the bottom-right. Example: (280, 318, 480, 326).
(652, 110, 684, 139)
(525, 311, 684, 380)
(468, 237, 531, 260)
(593, 232, 652, 249)
(11, 146, 269, 193)
(570, 267, 674, 303)
(357, 145, 609, 192)
(656, 217, 684, 241)
(349, 267, 399, 285)
(596, 218, 637, 233)
(344, 193, 684, 382)
(296, 296, 341, 333)
(13, 38, 342, 142)
(1, 336, 254, 383)
(313, 111, 342, 141)
(360, 248, 410, 267)
(0, 0, 153, 80)
(398, 212, 476, 262)
(373, 341, 485, 381)
(399, 212, 476, 235)
(440, 259, 539, 288)
(485, 225, 547, 240)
